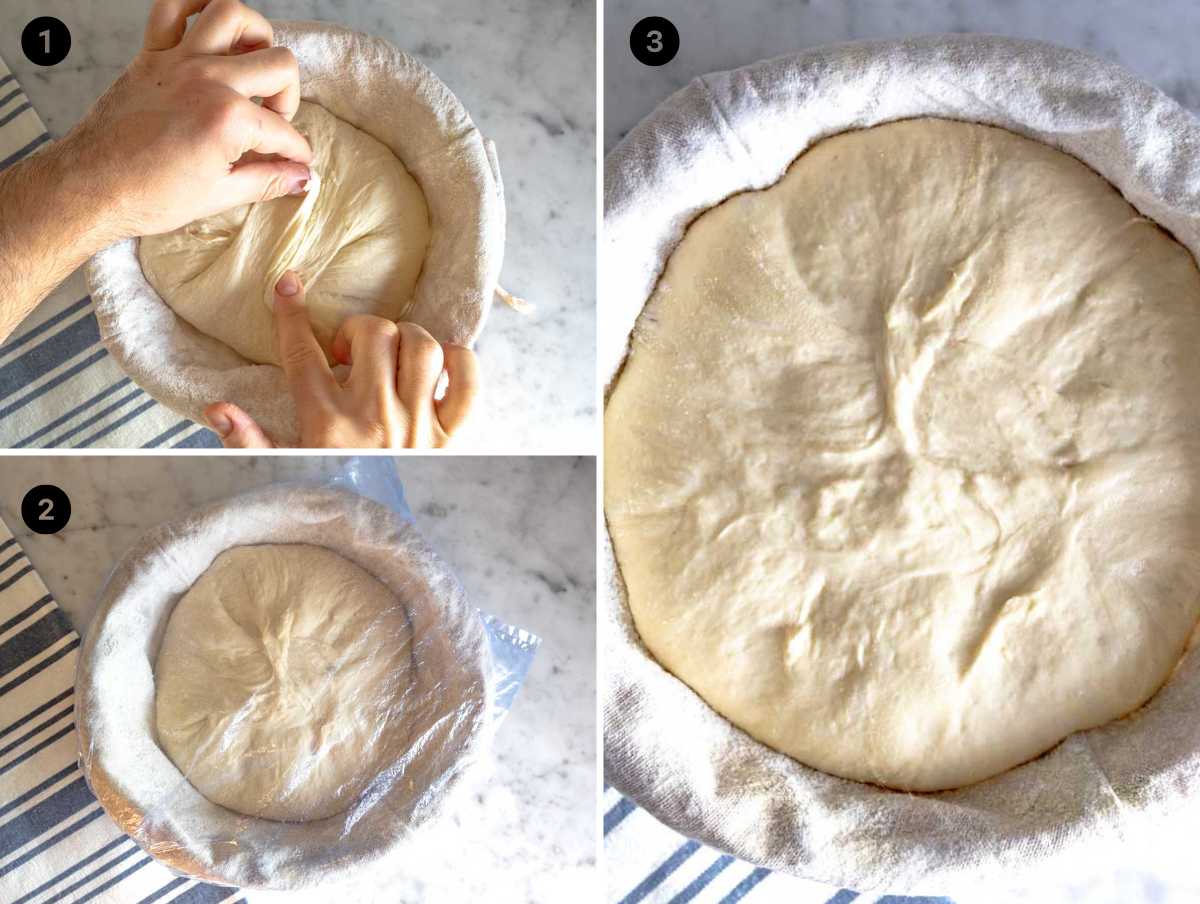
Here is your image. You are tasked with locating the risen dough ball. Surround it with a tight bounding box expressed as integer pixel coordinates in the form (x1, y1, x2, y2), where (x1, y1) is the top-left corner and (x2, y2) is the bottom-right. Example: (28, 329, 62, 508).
(606, 117, 1200, 792)
(155, 544, 414, 821)
(139, 101, 430, 365)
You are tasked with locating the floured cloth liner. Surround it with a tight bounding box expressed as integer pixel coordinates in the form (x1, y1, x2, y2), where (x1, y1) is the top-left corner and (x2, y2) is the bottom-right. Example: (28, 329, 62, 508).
(603, 35, 1200, 894)
(85, 20, 505, 445)
(77, 485, 494, 890)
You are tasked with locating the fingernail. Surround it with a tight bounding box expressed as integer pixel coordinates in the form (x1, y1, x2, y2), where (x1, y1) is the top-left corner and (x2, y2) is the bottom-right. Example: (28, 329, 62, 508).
(207, 412, 232, 437)
(288, 168, 311, 195)
(276, 270, 300, 297)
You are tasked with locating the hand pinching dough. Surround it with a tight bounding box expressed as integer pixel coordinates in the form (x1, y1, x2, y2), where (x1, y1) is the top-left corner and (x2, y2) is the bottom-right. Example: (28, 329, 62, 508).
(605, 117, 1200, 792)
(139, 101, 430, 365)
(155, 544, 414, 821)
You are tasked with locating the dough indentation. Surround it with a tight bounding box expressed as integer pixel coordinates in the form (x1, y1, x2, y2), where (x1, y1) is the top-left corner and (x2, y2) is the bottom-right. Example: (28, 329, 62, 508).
(605, 117, 1200, 791)
(154, 543, 415, 821)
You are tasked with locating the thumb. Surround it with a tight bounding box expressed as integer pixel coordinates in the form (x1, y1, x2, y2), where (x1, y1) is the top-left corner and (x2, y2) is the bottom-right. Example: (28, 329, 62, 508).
(204, 402, 277, 449)
(224, 160, 311, 206)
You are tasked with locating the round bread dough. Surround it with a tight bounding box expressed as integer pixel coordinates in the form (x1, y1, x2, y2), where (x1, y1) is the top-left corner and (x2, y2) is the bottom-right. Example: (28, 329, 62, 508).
(155, 543, 415, 821)
(139, 101, 430, 365)
(605, 117, 1200, 792)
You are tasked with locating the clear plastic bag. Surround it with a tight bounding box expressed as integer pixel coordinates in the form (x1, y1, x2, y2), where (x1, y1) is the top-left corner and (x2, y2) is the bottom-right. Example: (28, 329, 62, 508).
(76, 457, 539, 890)
(331, 456, 539, 720)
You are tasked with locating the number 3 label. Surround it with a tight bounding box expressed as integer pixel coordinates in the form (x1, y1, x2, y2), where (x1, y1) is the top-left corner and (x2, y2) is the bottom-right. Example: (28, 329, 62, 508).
(630, 17, 679, 67)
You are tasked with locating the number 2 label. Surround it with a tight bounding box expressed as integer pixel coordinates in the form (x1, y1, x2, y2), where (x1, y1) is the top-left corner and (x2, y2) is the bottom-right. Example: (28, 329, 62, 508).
(21, 485, 71, 534)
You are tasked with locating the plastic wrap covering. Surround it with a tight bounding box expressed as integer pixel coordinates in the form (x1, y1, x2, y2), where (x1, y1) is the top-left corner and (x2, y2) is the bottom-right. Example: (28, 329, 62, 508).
(77, 461, 536, 889)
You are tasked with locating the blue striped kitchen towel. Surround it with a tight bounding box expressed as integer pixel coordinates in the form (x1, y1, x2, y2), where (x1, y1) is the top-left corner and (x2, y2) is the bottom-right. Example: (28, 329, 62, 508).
(603, 786, 954, 904)
(0, 516, 244, 903)
(0, 54, 219, 450)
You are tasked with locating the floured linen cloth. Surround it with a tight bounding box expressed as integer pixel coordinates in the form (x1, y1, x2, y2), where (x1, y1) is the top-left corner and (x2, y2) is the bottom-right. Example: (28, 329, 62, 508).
(77, 485, 494, 890)
(603, 34, 1200, 894)
(85, 20, 505, 445)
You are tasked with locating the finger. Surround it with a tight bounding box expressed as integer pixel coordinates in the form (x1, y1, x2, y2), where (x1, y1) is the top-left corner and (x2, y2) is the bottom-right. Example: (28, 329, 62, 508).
(394, 322, 445, 412)
(144, 0, 211, 51)
(204, 402, 276, 448)
(224, 159, 310, 205)
(332, 316, 400, 394)
(226, 99, 313, 164)
(203, 46, 301, 120)
(273, 271, 337, 408)
(435, 345, 480, 436)
(183, 0, 273, 55)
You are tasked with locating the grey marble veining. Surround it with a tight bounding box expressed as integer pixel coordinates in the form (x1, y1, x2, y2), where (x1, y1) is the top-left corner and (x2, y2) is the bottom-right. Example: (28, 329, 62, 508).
(0, 455, 596, 902)
(605, 0, 1200, 150)
(0, 0, 596, 452)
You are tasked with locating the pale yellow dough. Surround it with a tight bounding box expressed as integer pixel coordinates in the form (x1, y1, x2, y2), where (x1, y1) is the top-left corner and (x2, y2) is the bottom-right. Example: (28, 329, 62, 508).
(139, 101, 430, 365)
(605, 117, 1200, 792)
(155, 544, 414, 821)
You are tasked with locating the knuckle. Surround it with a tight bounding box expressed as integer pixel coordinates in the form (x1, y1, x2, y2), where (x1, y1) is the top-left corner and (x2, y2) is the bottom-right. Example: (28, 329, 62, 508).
(281, 343, 319, 370)
(267, 45, 298, 71)
(403, 333, 444, 368)
(256, 173, 289, 203)
(202, 93, 242, 135)
(367, 319, 401, 342)
(399, 324, 439, 353)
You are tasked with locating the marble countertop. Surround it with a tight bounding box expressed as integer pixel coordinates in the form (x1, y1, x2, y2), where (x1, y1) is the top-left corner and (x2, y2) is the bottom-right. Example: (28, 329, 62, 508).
(605, 0, 1200, 150)
(0, 0, 596, 453)
(0, 455, 596, 903)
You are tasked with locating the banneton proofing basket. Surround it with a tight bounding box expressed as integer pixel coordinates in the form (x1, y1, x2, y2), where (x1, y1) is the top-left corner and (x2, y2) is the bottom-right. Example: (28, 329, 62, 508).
(76, 485, 494, 890)
(603, 35, 1200, 894)
(84, 20, 505, 445)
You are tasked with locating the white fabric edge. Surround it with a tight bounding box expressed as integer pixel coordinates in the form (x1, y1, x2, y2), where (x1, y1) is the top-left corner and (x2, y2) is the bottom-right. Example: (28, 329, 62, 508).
(602, 33, 1200, 893)
(84, 20, 505, 445)
(76, 484, 494, 890)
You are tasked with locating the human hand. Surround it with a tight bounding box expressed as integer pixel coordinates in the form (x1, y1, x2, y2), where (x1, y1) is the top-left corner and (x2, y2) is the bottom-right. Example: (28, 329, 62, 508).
(204, 271, 480, 448)
(59, 0, 312, 241)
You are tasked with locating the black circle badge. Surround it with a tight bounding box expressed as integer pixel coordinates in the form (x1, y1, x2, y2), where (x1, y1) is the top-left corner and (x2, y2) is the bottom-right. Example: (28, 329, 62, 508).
(21, 485, 71, 535)
(21, 17, 72, 67)
(630, 16, 679, 67)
